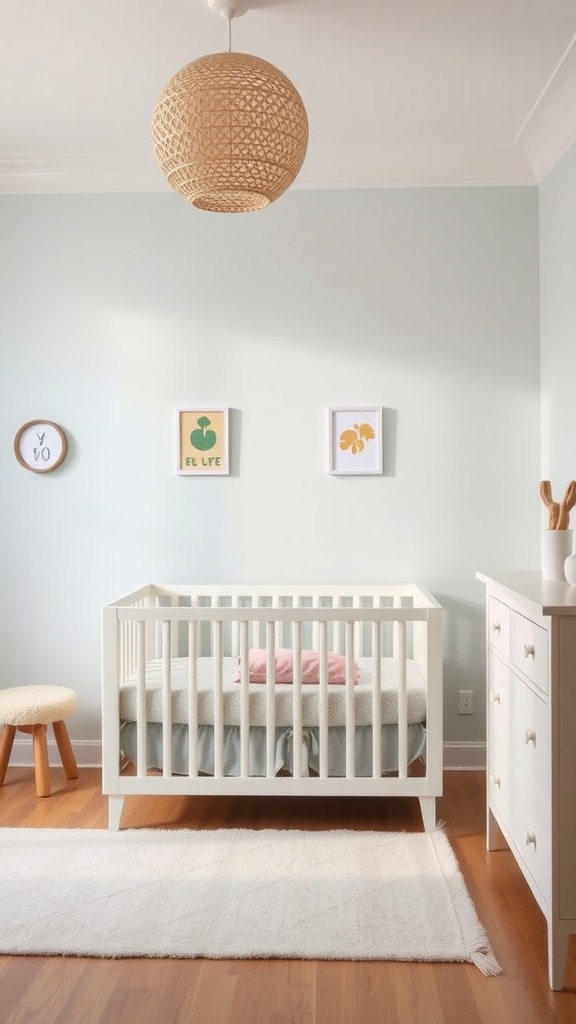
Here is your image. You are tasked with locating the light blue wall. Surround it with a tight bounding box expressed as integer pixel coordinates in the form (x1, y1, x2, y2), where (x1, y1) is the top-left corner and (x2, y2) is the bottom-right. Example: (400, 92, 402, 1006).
(0, 187, 541, 749)
(540, 144, 576, 490)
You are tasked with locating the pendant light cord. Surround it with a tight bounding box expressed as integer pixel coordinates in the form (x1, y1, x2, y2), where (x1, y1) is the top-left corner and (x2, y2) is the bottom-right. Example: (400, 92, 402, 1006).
(227, 15, 232, 52)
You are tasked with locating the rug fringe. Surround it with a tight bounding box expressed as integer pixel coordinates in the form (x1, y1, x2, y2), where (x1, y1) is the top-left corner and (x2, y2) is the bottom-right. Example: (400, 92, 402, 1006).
(470, 948, 503, 976)
(429, 826, 502, 978)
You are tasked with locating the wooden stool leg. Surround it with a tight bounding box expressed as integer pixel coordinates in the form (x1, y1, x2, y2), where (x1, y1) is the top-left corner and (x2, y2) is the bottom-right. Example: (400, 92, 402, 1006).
(32, 724, 50, 797)
(52, 720, 78, 780)
(0, 725, 17, 786)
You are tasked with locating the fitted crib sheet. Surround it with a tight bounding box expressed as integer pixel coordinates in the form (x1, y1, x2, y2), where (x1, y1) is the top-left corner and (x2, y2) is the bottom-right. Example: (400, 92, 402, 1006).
(119, 655, 428, 728)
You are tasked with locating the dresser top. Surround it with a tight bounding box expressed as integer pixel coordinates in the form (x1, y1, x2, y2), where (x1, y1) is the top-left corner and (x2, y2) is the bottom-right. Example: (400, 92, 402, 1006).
(476, 570, 576, 617)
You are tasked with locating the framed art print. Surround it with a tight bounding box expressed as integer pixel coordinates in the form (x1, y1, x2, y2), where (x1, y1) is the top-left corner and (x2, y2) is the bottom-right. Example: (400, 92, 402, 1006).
(177, 408, 229, 476)
(329, 407, 383, 475)
(14, 420, 68, 474)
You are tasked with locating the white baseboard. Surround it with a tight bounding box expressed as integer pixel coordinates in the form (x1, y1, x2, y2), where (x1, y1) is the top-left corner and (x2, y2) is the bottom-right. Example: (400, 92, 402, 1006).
(442, 742, 486, 770)
(9, 738, 486, 772)
(9, 737, 102, 768)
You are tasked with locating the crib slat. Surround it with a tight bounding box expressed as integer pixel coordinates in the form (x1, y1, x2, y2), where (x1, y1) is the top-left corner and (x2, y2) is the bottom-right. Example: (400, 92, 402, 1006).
(126, 620, 131, 680)
(371, 621, 382, 778)
(136, 621, 147, 778)
(252, 597, 260, 650)
(162, 621, 172, 778)
(266, 621, 275, 778)
(231, 596, 240, 657)
(345, 620, 355, 778)
(121, 621, 127, 683)
(318, 621, 328, 779)
(170, 595, 179, 657)
(213, 622, 224, 778)
(240, 621, 250, 778)
(325, 597, 333, 653)
(341, 595, 350, 654)
(273, 597, 282, 650)
(154, 594, 162, 659)
(292, 622, 302, 779)
(396, 620, 408, 778)
(134, 617, 139, 677)
(414, 619, 427, 676)
(353, 595, 361, 658)
(144, 594, 155, 662)
(187, 621, 198, 778)
(312, 597, 320, 653)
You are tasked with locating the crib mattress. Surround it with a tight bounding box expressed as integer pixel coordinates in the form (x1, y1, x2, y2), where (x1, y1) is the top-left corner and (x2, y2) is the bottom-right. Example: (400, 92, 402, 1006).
(119, 656, 427, 728)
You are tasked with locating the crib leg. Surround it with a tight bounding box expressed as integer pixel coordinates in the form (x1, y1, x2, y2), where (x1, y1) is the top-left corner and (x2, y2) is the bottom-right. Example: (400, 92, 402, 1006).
(419, 797, 437, 832)
(108, 795, 125, 831)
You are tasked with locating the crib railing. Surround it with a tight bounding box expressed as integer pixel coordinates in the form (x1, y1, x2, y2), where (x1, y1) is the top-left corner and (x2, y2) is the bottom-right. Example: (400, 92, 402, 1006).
(102, 584, 443, 831)
(115, 587, 428, 665)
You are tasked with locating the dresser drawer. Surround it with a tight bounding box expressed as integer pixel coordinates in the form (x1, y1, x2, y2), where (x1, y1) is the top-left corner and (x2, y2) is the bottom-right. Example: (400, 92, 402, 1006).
(509, 762, 551, 905)
(487, 733, 515, 825)
(508, 673, 550, 795)
(511, 610, 549, 694)
(487, 658, 550, 796)
(487, 652, 511, 741)
(487, 736, 551, 904)
(487, 597, 511, 657)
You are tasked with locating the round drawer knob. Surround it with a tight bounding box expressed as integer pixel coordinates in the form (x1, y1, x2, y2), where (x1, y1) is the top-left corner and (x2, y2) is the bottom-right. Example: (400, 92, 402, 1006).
(524, 729, 536, 745)
(524, 644, 535, 659)
(491, 692, 501, 704)
(525, 831, 537, 847)
(491, 622, 501, 634)
(490, 773, 501, 788)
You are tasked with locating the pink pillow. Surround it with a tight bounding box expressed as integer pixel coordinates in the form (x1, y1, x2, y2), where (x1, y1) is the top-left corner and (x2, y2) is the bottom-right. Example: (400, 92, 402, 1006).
(233, 648, 359, 684)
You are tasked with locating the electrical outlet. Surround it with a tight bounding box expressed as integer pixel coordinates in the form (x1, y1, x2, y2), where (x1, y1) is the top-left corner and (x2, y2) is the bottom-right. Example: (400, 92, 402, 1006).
(458, 690, 474, 715)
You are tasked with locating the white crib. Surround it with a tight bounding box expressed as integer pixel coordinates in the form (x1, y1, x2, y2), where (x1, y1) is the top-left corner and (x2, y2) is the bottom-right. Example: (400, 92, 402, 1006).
(101, 583, 443, 831)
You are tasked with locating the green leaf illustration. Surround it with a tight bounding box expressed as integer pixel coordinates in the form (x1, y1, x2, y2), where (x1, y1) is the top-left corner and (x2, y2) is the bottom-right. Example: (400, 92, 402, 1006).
(190, 416, 217, 452)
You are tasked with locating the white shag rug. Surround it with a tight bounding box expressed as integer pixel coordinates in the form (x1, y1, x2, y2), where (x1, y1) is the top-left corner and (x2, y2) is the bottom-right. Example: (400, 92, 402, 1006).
(0, 826, 501, 974)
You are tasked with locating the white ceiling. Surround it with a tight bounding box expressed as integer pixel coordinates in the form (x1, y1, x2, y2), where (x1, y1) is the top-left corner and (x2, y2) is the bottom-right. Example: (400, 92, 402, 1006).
(2, 0, 576, 195)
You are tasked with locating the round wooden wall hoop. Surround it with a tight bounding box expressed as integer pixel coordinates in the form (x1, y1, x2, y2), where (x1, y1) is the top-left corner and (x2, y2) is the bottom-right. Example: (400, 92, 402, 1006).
(14, 420, 68, 474)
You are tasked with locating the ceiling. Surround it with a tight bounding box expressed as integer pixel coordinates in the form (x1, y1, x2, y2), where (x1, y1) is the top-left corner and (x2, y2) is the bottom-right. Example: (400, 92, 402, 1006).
(2, 0, 576, 196)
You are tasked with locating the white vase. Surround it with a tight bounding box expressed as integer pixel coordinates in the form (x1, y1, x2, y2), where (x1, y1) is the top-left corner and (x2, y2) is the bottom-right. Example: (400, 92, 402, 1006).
(541, 529, 573, 581)
(565, 552, 576, 586)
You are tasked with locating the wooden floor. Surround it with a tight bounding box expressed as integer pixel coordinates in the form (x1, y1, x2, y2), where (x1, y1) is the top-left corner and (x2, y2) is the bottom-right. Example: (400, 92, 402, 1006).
(1, 767, 576, 1024)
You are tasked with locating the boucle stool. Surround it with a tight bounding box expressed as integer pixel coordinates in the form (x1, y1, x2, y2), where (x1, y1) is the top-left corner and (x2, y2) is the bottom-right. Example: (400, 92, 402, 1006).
(0, 685, 79, 797)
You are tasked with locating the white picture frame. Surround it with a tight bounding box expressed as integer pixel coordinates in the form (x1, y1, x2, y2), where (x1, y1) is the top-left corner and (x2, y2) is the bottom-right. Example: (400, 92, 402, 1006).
(177, 407, 229, 476)
(328, 407, 383, 476)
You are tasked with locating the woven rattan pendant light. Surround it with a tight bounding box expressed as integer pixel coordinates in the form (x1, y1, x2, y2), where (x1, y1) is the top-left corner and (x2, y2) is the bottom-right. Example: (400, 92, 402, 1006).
(152, 0, 309, 213)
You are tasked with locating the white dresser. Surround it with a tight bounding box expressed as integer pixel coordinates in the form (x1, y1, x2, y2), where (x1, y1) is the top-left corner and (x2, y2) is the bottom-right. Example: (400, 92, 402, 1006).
(476, 571, 576, 990)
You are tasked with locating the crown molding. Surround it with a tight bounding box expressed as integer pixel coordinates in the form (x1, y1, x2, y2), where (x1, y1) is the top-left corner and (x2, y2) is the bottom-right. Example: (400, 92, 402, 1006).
(0, 143, 537, 196)
(298, 143, 536, 189)
(514, 31, 576, 183)
(0, 153, 166, 195)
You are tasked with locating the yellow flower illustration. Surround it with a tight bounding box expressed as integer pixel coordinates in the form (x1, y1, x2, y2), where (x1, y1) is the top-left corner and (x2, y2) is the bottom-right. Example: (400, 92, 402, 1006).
(339, 423, 375, 455)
